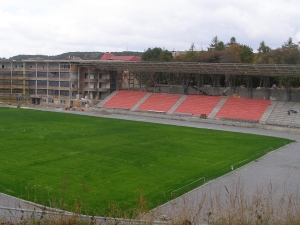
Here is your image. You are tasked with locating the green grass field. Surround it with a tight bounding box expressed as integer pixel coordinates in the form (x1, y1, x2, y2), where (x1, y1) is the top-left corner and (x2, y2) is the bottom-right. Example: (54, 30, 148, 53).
(0, 107, 293, 216)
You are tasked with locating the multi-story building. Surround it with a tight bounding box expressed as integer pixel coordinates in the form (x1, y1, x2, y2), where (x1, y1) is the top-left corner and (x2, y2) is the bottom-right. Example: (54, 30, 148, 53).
(0, 59, 115, 107)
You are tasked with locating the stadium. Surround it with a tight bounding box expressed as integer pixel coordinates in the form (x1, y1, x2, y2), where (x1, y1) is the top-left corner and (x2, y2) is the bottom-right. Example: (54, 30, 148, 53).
(0, 58, 300, 224)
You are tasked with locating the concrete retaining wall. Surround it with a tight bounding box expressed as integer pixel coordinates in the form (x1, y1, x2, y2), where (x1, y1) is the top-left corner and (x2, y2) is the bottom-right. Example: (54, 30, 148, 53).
(128, 85, 300, 102)
(89, 107, 300, 135)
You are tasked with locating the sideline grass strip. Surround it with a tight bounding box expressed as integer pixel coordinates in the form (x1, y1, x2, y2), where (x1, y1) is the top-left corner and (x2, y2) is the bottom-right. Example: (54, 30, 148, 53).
(0, 108, 293, 215)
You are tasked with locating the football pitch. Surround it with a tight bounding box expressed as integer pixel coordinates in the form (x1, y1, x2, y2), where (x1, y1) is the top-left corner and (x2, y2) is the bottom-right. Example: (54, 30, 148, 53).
(0, 107, 293, 215)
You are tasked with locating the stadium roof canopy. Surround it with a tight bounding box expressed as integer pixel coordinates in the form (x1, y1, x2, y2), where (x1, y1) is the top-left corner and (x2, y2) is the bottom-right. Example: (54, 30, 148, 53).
(22, 60, 300, 77)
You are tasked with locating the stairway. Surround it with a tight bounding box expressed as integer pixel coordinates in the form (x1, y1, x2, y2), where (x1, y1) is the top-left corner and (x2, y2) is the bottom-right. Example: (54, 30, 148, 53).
(96, 90, 119, 108)
(208, 97, 228, 118)
(260, 101, 277, 124)
(167, 95, 188, 114)
(131, 92, 152, 111)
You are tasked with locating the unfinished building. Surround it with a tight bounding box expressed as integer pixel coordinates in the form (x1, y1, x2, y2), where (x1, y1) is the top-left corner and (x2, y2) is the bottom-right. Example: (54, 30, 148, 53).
(0, 60, 115, 107)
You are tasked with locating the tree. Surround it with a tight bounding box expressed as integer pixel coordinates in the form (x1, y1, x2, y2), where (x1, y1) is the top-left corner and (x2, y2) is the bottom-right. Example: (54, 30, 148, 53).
(142, 47, 163, 61)
(239, 45, 254, 63)
(210, 36, 219, 48)
(230, 37, 237, 45)
(219, 48, 240, 63)
(189, 42, 196, 51)
(159, 50, 173, 62)
(216, 41, 226, 51)
(226, 37, 237, 47)
(258, 41, 271, 54)
(283, 37, 293, 48)
(142, 47, 173, 62)
(257, 47, 300, 64)
(209, 36, 225, 51)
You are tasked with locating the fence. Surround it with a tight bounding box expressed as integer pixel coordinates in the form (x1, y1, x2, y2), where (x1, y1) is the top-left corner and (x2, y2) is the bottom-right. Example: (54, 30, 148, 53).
(170, 177, 206, 198)
(231, 147, 274, 170)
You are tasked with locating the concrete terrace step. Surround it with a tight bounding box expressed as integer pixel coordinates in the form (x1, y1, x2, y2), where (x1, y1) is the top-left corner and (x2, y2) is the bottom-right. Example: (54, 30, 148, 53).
(208, 97, 228, 119)
(96, 90, 119, 108)
(167, 95, 188, 114)
(131, 92, 152, 111)
(260, 101, 277, 124)
(266, 101, 300, 126)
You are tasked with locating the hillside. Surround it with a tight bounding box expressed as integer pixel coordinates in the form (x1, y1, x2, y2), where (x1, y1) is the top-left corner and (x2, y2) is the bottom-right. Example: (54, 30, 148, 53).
(5, 51, 143, 61)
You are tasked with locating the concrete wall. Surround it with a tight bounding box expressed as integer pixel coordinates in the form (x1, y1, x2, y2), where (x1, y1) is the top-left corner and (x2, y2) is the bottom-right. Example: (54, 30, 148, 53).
(126, 84, 300, 102)
(90, 107, 300, 135)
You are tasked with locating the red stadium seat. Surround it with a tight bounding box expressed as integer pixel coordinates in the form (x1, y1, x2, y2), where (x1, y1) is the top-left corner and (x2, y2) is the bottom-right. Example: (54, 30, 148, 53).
(137, 93, 181, 112)
(215, 98, 271, 121)
(174, 95, 222, 116)
(103, 90, 148, 109)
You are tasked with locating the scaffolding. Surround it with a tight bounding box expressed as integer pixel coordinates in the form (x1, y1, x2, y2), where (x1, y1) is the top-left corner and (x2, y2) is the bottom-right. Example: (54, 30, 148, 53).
(0, 63, 29, 104)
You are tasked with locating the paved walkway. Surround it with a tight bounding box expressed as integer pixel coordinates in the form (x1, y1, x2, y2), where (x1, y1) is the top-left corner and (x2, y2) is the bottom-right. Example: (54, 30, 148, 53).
(1, 106, 300, 223)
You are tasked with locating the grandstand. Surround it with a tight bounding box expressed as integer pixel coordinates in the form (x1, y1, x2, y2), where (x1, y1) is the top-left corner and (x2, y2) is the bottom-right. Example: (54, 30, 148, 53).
(174, 95, 222, 116)
(137, 93, 181, 112)
(101, 90, 300, 128)
(266, 101, 300, 127)
(102, 90, 148, 109)
(214, 98, 271, 122)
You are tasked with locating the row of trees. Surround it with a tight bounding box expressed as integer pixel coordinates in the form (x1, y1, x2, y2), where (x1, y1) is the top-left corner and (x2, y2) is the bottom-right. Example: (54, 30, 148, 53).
(142, 37, 300, 65)
(140, 37, 300, 89)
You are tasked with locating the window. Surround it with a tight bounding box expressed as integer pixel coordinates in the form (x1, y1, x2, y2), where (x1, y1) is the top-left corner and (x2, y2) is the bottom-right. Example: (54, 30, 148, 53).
(17, 96, 22, 102)
(60, 81, 70, 87)
(60, 64, 70, 69)
(29, 89, 36, 94)
(42, 98, 47, 103)
(60, 99, 66, 104)
(1, 65, 4, 68)
(60, 72, 69, 78)
(49, 81, 59, 86)
(48, 98, 54, 103)
(37, 72, 47, 77)
(60, 90, 69, 96)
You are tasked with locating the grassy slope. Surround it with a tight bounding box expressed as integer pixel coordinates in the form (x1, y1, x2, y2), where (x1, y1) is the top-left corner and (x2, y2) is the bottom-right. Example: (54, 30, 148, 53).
(0, 108, 293, 215)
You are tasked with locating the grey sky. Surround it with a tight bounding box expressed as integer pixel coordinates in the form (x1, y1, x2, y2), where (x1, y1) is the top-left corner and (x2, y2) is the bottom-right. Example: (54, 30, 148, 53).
(1, 0, 299, 58)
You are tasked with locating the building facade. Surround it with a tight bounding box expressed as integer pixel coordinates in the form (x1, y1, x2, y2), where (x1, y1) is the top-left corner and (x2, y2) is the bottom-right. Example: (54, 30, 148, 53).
(0, 60, 115, 106)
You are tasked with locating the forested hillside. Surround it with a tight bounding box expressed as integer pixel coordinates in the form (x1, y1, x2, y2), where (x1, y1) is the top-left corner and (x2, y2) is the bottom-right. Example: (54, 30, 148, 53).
(4, 51, 143, 61)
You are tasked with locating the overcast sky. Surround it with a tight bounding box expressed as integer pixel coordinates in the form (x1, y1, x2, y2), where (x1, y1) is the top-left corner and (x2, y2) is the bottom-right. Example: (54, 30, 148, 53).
(1, 0, 300, 58)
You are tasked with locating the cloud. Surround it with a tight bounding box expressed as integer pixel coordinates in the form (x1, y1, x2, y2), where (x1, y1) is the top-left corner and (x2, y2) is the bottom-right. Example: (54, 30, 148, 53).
(0, 0, 300, 58)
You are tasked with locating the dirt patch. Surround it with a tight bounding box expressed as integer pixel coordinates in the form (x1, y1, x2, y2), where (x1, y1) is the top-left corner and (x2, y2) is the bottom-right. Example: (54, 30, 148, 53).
(96, 110, 111, 115)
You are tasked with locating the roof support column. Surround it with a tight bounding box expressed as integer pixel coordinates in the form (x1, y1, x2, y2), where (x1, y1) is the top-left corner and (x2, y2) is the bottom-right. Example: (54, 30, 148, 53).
(285, 76, 291, 102)
(168, 72, 170, 94)
(263, 75, 270, 100)
(246, 75, 253, 99)
(47, 63, 49, 100)
(59, 63, 61, 104)
(10, 62, 12, 104)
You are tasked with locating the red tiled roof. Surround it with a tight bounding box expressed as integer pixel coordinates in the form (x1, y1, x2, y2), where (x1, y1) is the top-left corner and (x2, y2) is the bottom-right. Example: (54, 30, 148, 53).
(100, 53, 141, 61)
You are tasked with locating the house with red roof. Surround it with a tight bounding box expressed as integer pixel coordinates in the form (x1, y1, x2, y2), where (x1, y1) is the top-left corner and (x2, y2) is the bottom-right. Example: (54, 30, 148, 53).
(100, 53, 141, 61)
